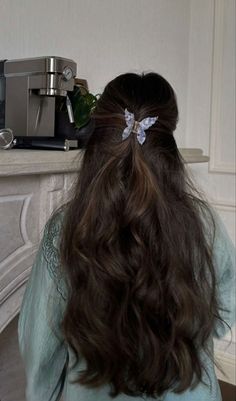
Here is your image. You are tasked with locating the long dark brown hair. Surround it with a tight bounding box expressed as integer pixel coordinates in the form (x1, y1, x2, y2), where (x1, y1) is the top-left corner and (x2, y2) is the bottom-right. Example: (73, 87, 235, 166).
(60, 72, 220, 398)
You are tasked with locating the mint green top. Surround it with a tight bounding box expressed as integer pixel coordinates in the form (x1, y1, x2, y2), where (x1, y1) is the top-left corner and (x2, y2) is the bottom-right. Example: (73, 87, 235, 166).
(18, 211, 235, 401)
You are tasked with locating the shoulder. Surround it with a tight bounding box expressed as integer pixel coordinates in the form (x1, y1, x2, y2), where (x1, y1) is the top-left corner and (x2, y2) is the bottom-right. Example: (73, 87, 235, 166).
(41, 208, 67, 299)
(207, 208, 236, 336)
(199, 204, 235, 259)
(42, 210, 64, 263)
(210, 208, 235, 268)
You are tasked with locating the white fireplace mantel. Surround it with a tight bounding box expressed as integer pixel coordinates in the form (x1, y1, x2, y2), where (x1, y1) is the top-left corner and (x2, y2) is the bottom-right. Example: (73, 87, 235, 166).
(0, 149, 83, 333)
(0, 147, 209, 177)
(0, 147, 209, 334)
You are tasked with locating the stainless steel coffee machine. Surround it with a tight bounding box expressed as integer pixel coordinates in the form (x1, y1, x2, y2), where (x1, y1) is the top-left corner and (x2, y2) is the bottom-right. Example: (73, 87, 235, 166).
(2, 56, 76, 137)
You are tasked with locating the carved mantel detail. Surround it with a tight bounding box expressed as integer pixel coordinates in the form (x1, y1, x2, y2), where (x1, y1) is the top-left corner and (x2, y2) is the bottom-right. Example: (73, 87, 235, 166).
(0, 150, 80, 333)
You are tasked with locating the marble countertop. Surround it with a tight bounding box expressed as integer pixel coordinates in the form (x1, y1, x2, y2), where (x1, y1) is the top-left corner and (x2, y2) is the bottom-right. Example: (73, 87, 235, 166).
(0, 148, 209, 177)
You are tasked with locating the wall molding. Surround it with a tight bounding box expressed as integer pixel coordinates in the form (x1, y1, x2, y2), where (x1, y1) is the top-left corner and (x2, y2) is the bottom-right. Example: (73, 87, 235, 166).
(209, 0, 236, 174)
(0, 194, 33, 270)
(211, 201, 236, 213)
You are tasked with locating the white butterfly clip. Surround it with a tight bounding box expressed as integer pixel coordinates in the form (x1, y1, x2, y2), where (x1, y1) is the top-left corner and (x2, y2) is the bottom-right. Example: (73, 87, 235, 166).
(122, 109, 158, 145)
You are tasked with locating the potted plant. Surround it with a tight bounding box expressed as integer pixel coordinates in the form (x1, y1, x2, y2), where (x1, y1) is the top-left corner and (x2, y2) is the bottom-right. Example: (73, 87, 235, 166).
(55, 79, 98, 148)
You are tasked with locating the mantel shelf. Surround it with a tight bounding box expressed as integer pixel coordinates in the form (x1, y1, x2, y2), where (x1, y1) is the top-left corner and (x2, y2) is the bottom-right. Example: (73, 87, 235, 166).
(0, 148, 209, 177)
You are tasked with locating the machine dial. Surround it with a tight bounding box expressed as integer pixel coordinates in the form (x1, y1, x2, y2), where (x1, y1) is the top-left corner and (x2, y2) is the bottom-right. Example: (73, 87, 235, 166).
(62, 66, 73, 81)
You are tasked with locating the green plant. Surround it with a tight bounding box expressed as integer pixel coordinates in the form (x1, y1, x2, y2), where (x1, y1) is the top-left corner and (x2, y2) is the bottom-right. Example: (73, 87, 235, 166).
(69, 86, 98, 129)
(56, 85, 98, 130)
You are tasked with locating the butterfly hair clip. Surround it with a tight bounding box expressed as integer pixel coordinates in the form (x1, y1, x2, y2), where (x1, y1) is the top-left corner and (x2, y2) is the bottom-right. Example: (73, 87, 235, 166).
(122, 109, 158, 145)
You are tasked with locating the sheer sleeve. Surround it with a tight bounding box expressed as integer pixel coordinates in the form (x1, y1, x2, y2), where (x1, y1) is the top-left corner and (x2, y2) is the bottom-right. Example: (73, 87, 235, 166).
(212, 212, 236, 338)
(18, 214, 68, 401)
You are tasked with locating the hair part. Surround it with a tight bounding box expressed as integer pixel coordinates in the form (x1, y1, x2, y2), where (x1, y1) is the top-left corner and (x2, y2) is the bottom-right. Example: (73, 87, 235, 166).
(60, 72, 220, 398)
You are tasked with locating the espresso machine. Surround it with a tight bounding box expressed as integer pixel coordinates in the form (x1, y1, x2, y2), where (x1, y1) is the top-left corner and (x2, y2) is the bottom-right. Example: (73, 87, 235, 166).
(0, 56, 78, 150)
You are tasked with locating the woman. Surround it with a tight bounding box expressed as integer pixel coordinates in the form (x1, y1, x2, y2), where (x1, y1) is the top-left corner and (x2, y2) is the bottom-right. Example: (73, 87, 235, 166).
(18, 72, 235, 401)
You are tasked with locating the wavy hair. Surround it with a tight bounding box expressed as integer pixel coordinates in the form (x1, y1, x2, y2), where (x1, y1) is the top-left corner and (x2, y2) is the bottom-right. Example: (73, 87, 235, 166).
(60, 72, 220, 398)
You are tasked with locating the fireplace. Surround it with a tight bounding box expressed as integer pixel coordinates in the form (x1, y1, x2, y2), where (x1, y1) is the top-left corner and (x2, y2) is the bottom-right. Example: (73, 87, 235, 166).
(0, 149, 81, 400)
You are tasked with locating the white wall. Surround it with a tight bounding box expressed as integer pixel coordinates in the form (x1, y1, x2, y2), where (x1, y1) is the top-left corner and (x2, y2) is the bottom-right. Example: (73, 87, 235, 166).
(0, 0, 190, 147)
(187, 0, 235, 227)
(0, 0, 235, 385)
(186, 0, 236, 384)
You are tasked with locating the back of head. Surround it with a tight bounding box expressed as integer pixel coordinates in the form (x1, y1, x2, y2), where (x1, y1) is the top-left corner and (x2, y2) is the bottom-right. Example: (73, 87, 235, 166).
(61, 72, 218, 398)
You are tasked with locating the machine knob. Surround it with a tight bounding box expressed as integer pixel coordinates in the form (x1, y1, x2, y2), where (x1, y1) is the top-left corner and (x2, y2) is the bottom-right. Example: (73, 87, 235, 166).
(62, 66, 73, 81)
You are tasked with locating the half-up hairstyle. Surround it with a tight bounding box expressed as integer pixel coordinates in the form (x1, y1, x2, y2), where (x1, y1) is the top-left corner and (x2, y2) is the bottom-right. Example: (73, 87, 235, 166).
(60, 72, 220, 398)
